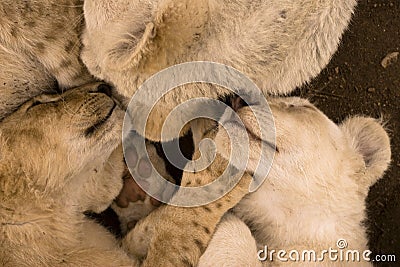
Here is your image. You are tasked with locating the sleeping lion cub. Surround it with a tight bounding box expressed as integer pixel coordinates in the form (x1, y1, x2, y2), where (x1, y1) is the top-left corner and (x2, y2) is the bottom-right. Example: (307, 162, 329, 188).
(82, 0, 357, 141)
(0, 82, 140, 266)
(124, 97, 391, 266)
(208, 97, 391, 266)
(0, 82, 246, 266)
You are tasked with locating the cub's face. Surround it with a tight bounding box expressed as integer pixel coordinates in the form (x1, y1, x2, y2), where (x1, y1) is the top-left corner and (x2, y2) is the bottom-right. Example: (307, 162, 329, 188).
(216, 97, 390, 190)
(0, 82, 125, 190)
(263, 98, 347, 184)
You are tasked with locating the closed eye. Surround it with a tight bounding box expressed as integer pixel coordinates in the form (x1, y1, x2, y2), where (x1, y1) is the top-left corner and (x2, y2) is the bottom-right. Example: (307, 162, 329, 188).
(25, 95, 62, 112)
(302, 104, 318, 112)
(25, 100, 47, 112)
(29, 100, 45, 109)
(287, 104, 318, 113)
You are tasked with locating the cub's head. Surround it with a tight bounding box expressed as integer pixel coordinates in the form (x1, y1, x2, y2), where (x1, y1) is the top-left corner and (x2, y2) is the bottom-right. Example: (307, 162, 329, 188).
(0, 82, 125, 197)
(216, 97, 391, 192)
(81, 0, 213, 142)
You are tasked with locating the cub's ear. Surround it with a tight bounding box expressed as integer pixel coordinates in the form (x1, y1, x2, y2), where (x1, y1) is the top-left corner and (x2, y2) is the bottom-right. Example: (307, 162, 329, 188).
(340, 116, 391, 183)
(106, 0, 209, 72)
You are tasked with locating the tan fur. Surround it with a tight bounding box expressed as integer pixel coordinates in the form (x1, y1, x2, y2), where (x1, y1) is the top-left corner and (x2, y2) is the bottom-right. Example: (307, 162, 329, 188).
(123, 98, 390, 266)
(0, 0, 93, 120)
(198, 213, 262, 267)
(0, 83, 140, 266)
(82, 0, 357, 141)
(112, 143, 176, 235)
(81, 2, 360, 266)
(122, 121, 254, 266)
(0, 82, 232, 266)
(212, 97, 391, 266)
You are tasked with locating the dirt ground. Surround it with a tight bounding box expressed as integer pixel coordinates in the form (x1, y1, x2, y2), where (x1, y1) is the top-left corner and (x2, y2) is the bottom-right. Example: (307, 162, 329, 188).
(292, 0, 399, 265)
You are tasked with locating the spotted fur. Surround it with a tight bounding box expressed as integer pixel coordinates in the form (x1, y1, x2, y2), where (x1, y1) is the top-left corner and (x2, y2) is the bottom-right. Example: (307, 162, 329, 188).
(0, 0, 93, 120)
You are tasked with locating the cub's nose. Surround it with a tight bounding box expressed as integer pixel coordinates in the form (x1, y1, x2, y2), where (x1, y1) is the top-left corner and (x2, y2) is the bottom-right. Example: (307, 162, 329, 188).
(96, 83, 113, 97)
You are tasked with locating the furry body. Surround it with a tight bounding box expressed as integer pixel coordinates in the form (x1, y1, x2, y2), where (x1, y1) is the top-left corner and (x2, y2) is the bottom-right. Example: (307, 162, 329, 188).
(81, 1, 359, 266)
(211, 97, 391, 266)
(125, 97, 390, 266)
(0, 0, 92, 120)
(0, 83, 141, 266)
(82, 0, 357, 141)
(0, 83, 241, 266)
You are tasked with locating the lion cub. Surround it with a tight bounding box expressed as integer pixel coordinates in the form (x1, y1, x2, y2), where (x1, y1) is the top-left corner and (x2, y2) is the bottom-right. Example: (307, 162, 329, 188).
(0, 82, 141, 266)
(82, 0, 357, 141)
(0, 81, 247, 266)
(205, 97, 391, 266)
(124, 97, 391, 266)
(81, 2, 357, 264)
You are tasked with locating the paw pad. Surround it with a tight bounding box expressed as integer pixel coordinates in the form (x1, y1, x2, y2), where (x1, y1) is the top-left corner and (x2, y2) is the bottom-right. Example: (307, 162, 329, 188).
(122, 131, 176, 206)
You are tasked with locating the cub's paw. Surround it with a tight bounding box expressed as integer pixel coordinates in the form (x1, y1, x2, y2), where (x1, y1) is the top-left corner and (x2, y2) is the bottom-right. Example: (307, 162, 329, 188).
(121, 207, 160, 261)
(113, 134, 175, 234)
(112, 173, 158, 235)
(215, 101, 276, 187)
(80, 145, 125, 214)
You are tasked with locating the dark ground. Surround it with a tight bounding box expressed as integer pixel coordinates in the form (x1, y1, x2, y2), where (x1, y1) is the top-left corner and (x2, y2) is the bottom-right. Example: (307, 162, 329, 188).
(292, 0, 399, 265)
(94, 0, 399, 265)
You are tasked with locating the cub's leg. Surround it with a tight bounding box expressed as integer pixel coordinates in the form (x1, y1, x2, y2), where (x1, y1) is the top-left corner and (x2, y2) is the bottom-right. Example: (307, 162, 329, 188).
(198, 213, 262, 267)
(113, 140, 176, 234)
(61, 223, 140, 266)
(123, 124, 253, 266)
